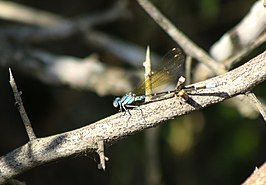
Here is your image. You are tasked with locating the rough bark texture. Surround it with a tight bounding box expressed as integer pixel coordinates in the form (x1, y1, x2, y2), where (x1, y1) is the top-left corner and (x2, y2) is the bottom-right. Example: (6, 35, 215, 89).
(0, 50, 265, 184)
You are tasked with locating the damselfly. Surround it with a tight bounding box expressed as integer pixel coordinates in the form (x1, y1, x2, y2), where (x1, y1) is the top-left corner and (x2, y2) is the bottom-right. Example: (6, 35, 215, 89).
(113, 48, 215, 113)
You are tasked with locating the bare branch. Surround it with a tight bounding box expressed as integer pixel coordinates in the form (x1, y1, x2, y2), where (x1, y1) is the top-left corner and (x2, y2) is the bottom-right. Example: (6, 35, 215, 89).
(192, 0, 266, 120)
(9, 68, 36, 140)
(242, 161, 266, 185)
(143, 46, 163, 184)
(193, 0, 265, 82)
(0, 50, 265, 184)
(0, 1, 64, 26)
(0, 1, 162, 96)
(27, 50, 134, 96)
(226, 95, 261, 119)
(144, 45, 152, 101)
(245, 92, 266, 122)
(84, 31, 161, 67)
(0, 47, 141, 96)
(0, 1, 128, 42)
(136, 0, 226, 75)
(144, 128, 162, 185)
(1, 1, 265, 184)
(96, 138, 108, 171)
(0, 0, 159, 70)
(0, 0, 128, 28)
(26, 1, 129, 43)
(210, 0, 266, 68)
(185, 55, 192, 85)
(223, 32, 266, 68)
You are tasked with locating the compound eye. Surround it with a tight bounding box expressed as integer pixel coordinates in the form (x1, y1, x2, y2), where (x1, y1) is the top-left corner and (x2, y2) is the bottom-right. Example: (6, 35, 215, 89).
(113, 97, 120, 107)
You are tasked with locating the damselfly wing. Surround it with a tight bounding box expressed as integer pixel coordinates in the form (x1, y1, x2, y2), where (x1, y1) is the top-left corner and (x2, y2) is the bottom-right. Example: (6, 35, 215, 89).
(113, 47, 185, 112)
(134, 47, 185, 96)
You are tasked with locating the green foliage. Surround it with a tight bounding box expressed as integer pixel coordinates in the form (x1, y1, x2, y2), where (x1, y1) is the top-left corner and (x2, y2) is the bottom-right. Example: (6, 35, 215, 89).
(199, 0, 220, 19)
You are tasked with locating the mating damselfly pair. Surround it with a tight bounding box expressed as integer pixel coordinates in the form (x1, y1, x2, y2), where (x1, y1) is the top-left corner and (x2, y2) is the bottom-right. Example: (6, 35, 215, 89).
(113, 48, 216, 113)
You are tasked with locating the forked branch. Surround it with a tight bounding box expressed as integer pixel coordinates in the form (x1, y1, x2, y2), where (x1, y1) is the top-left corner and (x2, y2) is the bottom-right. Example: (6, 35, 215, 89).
(0, 50, 265, 184)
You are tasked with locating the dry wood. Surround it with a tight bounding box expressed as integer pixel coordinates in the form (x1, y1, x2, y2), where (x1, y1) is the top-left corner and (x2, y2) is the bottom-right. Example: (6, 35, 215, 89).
(0, 50, 265, 184)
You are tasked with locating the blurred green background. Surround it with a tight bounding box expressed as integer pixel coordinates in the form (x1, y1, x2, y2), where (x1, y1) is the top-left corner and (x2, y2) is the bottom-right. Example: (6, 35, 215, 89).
(0, 0, 265, 184)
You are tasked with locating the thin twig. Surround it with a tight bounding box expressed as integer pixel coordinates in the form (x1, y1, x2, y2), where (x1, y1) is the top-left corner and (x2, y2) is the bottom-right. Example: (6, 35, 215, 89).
(9, 68, 36, 140)
(85, 31, 161, 67)
(245, 92, 266, 122)
(143, 47, 163, 185)
(136, 0, 226, 75)
(226, 95, 260, 118)
(96, 138, 108, 171)
(185, 55, 192, 85)
(145, 128, 162, 185)
(144, 46, 152, 101)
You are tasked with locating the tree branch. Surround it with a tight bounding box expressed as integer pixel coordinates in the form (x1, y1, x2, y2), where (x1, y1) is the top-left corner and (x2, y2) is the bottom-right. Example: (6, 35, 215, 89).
(210, 0, 266, 66)
(245, 92, 266, 122)
(242, 161, 266, 185)
(0, 0, 128, 29)
(0, 1, 162, 96)
(0, 45, 142, 96)
(136, 0, 226, 75)
(195, 0, 266, 80)
(84, 30, 161, 67)
(0, 1, 64, 26)
(9, 68, 36, 140)
(0, 50, 265, 184)
(143, 46, 163, 185)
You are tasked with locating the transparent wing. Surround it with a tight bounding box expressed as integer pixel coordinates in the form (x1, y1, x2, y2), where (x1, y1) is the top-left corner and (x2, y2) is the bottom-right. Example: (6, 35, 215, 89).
(134, 47, 185, 95)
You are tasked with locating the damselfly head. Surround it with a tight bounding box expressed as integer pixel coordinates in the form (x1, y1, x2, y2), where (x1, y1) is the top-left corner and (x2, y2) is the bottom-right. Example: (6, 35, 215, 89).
(113, 97, 121, 108)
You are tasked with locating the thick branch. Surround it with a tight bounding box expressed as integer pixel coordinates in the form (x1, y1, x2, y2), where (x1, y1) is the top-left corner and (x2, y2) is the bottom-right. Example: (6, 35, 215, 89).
(0, 50, 265, 184)
(242, 161, 266, 185)
(195, 0, 266, 80)
(210, 0, 266, 65)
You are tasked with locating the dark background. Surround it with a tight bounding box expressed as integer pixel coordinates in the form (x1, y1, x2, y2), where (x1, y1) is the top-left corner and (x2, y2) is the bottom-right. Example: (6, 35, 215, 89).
(0, 0, 265, 184)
